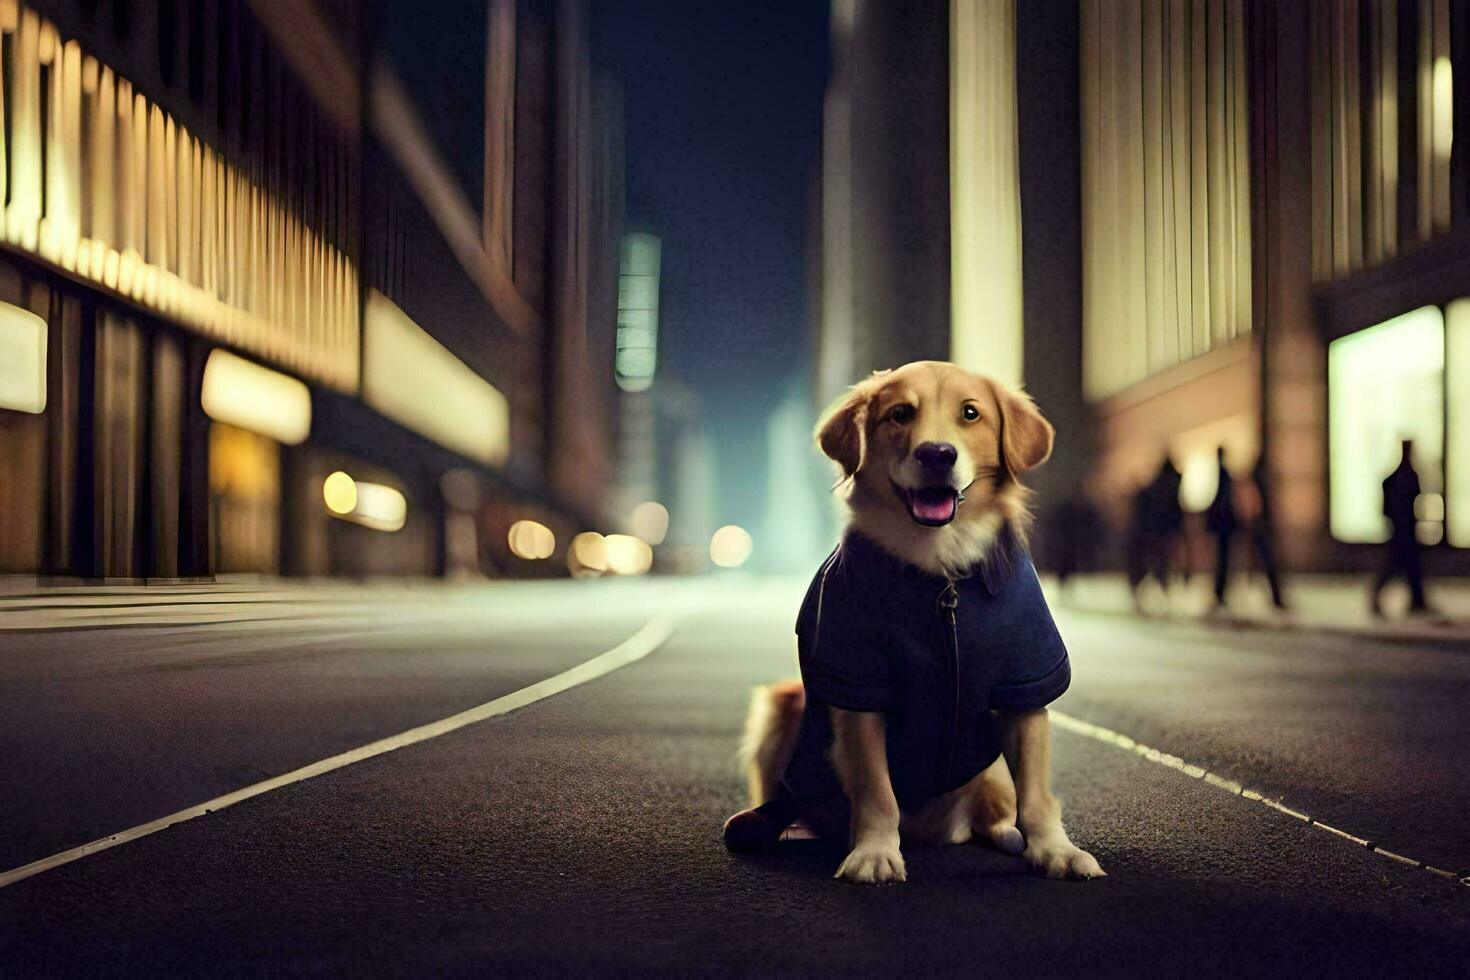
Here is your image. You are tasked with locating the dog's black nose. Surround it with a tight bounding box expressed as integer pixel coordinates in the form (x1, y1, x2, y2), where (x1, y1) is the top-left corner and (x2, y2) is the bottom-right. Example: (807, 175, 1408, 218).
(914, 442, 957, 471)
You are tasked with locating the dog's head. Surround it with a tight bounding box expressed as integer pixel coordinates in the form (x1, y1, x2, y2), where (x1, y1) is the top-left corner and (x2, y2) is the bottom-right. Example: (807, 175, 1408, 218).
(816, 361, 1053, 533)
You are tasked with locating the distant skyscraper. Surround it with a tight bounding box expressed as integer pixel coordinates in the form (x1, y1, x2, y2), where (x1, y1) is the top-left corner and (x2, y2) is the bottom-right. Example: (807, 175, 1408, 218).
(666, 421, 718, 569)
(611, 231, 663, 531)
(760, 379, 832, 573)
(616, 233, 661, 393)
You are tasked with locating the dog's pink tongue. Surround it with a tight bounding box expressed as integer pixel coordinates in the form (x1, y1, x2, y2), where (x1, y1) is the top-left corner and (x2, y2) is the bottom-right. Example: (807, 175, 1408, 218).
(911, 492, 956, 523)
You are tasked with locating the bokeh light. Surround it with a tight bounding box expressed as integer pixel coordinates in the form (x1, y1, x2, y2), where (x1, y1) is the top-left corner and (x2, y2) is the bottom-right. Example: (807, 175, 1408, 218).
(323, 471, 357, 515)
(350, 483, 408, 532)
(1178, 452, 1219, 515)
(568, 532, 609, 577)
(201, 349, 312, 446)
(322, 471, 406, 532)
(630, 501, 670, 545)
(508, 520, 556, 560)
(604, 534, 654, 575)
(709, 525, 753, 569)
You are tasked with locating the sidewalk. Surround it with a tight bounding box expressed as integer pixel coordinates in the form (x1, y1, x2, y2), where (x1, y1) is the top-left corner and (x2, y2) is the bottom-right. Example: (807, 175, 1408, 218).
(3, 573, 1468, 645)
(0, 578, 547, 632)
(0, 575, 770, 633)
(1042, 572, 1470, 646)
(0, 580, 405, 632)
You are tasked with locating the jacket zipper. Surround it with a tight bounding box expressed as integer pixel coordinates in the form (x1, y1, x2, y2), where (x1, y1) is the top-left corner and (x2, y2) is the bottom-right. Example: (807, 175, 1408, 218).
(938, 578, 961, 786)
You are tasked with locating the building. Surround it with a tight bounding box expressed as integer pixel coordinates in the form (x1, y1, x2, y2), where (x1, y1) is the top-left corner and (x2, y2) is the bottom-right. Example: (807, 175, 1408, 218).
(820, 0, 1470, 575)
(0, 0, 624, 581)
(606, 229, 719, 572)
(818, 0, 1088, 518)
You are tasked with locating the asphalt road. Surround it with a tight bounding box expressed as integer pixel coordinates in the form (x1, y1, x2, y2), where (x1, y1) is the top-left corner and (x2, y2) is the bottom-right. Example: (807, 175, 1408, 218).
(2, 577, 1468, 976)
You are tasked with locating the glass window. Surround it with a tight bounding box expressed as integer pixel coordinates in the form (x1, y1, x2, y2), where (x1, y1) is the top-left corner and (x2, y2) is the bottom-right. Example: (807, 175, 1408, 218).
(1447, 300, 1470, 547)
(616, 234, 661, 393)
(1328, 306, 1445, 543)
(0, 299, 47, 414)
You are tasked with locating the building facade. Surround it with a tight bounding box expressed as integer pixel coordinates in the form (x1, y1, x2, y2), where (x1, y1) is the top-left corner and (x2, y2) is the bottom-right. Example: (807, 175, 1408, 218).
(821, 0, 1470, 574)
(0, 0, 624, 580)
(1084, 0, 1470, 574)
(818, 0, 1086, 522)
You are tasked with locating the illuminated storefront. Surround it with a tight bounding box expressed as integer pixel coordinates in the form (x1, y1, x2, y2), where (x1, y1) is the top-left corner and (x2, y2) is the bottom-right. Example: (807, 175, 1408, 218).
(362, 290, 509, 467)
(1076, 0, 1260, 544)
(0, 3, 359, 391)
(1448, 302, 1470, 548)
(0, 0, 623, 581)
(1328, 307, 1445, 545)
(817, 1, 1470, 574)
(0, 291, 48, 572)
(1327, 301, 1470, 552)
(1063, 2, 1470, 573)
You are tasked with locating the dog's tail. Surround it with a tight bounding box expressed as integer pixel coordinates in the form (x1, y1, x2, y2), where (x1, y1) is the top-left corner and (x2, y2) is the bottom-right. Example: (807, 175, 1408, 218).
(738, 679, 807, 806)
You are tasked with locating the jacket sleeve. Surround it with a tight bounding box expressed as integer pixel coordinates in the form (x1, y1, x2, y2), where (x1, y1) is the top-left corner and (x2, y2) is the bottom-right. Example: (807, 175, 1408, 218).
(990, 561, 1072, 710)
(991, 653, 1071, 710)
(795, 554, 891, 711)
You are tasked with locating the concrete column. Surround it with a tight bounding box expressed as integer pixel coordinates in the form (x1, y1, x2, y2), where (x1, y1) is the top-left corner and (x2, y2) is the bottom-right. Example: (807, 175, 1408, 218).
(819, 0, 951, 405)
(1252, 0, 1327, 571)
(1016, 0, 1089, 515)
(178, 338, 213, 577)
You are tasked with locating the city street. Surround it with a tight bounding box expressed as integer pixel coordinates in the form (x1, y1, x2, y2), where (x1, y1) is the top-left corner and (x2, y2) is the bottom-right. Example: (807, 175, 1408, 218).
(5, 1, 1470, 975)
(2, 578, 1468, 975)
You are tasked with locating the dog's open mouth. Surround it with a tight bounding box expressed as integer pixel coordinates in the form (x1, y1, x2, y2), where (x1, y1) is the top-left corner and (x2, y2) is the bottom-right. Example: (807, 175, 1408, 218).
(900, 485, 959, 527)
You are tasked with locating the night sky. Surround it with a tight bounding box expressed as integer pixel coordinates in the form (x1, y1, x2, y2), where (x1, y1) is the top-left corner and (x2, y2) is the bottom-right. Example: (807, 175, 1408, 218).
(594, 1, 830, 533)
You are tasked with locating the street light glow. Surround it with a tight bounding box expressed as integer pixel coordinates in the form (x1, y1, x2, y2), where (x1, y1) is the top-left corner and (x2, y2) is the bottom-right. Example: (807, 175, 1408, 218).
(363, 289, 510, 466)
(508, 520, 556, 560)
(201, 348, 312, 446)
(323, 471, 357, 515)
(630, 501, 670, 545)
(569, 532, 609, 577)
(350, 483, 408, 532)
(322, 471, 407, 532)
(1433, 56, 1454, 163)
(709, 525, 753, 568)
(604, 534, 654, 575)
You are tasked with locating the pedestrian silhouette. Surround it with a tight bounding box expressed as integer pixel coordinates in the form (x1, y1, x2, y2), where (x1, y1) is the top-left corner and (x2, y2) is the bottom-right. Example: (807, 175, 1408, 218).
(1371, 439, 1429, 616)
(1243, 457, 1287, 609)
(1204, 447, 1238, 609)
(1127, 456, 1184, 612)
(1046, 496, 1103, 596)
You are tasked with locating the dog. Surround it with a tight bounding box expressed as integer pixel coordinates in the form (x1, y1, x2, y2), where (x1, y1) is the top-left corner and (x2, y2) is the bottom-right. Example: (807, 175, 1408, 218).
(723, 360, 1104, 884)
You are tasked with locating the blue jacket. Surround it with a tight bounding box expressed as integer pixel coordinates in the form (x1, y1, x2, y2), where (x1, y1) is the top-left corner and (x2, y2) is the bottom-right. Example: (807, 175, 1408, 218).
(783, 525, 1070, 812)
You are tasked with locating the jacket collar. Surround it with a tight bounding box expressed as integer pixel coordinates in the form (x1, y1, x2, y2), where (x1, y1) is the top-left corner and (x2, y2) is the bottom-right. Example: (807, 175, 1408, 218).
(840, 521, 1022, 597)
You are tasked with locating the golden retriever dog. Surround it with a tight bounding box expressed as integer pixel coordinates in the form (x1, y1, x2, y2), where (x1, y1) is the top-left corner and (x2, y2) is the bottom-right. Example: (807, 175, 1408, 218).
(723, 360, 1103, 884)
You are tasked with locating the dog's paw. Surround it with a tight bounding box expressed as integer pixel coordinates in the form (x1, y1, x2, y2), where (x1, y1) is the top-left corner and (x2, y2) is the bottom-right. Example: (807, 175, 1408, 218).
(986, 825, 1026, 856)
(1023, 838, 1105, 880)
(834, 841, 907, 884)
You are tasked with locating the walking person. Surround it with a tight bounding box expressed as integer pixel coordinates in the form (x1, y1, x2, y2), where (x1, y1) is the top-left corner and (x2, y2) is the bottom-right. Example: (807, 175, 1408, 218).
(1240, 458, 1287, 608)
(1371, 439, 1431, 617)
(1125, 483, 1154, 612)
(1127, 456, 1183, 612)
(1205, 447, 1237, 611)
(1241, 457, 1288, 610)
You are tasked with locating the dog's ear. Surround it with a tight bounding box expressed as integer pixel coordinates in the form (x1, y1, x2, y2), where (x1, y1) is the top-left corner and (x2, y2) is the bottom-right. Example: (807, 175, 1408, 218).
(815, 380, 879, 478)
(995, 382, 1054, 476)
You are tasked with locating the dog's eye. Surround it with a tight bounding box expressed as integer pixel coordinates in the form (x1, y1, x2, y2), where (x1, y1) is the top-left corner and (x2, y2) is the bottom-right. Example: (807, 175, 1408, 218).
(889, 404, 916, 425)
(961, 404, 980, 422)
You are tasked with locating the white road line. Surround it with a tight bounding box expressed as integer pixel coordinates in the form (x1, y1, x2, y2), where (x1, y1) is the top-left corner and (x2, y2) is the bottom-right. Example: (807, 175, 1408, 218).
(1050, 710, 1470, 889)
(0, 616, 675, 890)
